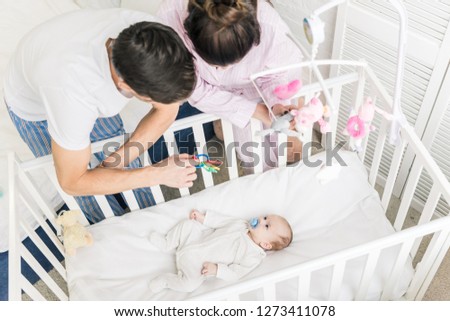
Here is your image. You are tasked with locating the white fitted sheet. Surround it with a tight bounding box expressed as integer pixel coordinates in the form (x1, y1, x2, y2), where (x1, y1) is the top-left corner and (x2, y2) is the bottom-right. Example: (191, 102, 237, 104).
(67, 151, 414, 300)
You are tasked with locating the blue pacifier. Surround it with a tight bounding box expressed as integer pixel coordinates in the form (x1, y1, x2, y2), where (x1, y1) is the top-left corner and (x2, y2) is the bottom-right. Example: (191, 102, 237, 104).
(249, 217, 259, 229)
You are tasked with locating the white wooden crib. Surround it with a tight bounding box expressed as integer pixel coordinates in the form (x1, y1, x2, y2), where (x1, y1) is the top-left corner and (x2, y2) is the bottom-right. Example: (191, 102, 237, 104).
(6, 57, 450, 301)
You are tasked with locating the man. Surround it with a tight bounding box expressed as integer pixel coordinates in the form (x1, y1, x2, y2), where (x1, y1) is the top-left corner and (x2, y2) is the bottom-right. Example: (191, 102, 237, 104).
(4, 9, 198, 223)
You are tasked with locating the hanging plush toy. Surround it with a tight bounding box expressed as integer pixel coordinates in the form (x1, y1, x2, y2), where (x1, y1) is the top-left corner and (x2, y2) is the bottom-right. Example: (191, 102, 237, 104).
(343, 97, 377, 152)
(257, 79, 303, 138)
(257, 112, 301, 137)
(291, 93, 330, 135)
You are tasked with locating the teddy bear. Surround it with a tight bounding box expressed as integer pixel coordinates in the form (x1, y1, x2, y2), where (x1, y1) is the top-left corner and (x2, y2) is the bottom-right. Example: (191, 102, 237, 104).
(56, 210, 93, 256)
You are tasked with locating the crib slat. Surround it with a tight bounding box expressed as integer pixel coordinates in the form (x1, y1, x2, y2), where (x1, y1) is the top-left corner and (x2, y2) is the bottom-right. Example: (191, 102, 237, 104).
(302, 130, 313, 159)
(20, 219, 67, 281)
(381, 138, 407, 212)
(19, 194, 65, 257)
(368, 119, 388, 187)
(406, 228, 450, 300)
(142, 152, 165, 205)
(355, 249, 381, 300)
(358, 123, 372, 163)
(121, 190, 140, 211)
(21, 275, 46, 301)
(42, 166, 90, 226)
(328, 261, 346, 300)
(414, 230, 450, 300)
(352, 67, 366, 116)
(93, 195, 114, 218)
(142, 151, 151, 167)
(250, 119, 264, 174)
(410, 185, 441, 257)
(149, 187, 165, 205)
(9, 153, 21, 301)
(263, 283, 276, 301)
(21, 244, 68, 301)
(418, 184, 441, 223)
(192, 123, 214, 188)
(277, 133, 288, 168)
(326, 85, 343, 149)
(359, 95, 379, 162)
(352, 69, 367, 162)
(300, 93, 313, 159)
(221, 120, 239, 180)
(381, 239, 415, 300)
(164, 132, 190, 197)
(393, 162, 423, 231)
(297, 272, 311, 300)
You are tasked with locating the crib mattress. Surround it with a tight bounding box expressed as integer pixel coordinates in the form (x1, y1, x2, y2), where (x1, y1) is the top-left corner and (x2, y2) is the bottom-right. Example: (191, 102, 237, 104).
(66, 151, 413, 300)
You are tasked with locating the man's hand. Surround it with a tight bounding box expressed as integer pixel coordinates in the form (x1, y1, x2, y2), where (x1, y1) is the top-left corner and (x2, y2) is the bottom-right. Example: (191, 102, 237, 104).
(189, 209, 205, 223)
(152, 154, 197, 188)
(201, 262, 218, 276)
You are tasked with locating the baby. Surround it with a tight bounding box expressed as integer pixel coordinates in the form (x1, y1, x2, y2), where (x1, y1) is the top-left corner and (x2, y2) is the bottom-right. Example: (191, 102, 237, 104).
(148, 209, 293, 293)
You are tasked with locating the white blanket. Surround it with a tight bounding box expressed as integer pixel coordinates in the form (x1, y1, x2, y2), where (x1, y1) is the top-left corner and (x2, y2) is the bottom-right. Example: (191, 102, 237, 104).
(67, 152, 414, 300)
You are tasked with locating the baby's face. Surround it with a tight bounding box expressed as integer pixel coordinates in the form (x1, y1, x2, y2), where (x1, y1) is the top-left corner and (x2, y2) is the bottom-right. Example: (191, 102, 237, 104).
(248, 215, 291, 249)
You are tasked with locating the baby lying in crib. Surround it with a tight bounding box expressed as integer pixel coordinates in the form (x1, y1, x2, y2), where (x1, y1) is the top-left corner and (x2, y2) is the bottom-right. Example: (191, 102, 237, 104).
(148, 210, 293, 293)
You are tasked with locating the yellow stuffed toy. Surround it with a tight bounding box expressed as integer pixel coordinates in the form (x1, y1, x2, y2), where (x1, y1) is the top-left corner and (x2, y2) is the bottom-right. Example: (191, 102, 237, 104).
(56, 210, 93, 256)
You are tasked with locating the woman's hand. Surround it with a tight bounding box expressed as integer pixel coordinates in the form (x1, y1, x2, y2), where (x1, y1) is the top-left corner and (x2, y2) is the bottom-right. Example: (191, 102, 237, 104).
(252, 103, 272, 127)
(272, 103, 299, 130)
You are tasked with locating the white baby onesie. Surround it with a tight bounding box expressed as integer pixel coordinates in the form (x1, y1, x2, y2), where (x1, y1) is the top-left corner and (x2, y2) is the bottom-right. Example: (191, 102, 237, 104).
(149, 211, 266, 293)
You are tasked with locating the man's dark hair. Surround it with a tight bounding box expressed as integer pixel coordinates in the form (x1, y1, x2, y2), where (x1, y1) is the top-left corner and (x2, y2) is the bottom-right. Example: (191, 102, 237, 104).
(112, 21, 196, 104)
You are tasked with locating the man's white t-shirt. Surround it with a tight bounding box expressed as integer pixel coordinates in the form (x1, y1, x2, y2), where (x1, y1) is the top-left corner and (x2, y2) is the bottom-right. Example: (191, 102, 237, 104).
(4, 9, 157, 150)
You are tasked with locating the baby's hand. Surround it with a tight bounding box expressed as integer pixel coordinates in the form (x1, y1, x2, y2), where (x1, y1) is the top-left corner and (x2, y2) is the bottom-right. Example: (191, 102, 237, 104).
(189, 210, 205, 223)
(201, 262, 218, 276)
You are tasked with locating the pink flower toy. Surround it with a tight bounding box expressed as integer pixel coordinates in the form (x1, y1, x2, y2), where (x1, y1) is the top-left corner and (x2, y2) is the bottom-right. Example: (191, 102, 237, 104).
(343, 97, 378, 152)
(345, 115, 366, 139)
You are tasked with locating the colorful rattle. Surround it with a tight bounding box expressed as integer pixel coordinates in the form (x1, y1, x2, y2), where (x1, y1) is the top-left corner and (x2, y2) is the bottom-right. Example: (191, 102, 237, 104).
(192, 154, 223, 173)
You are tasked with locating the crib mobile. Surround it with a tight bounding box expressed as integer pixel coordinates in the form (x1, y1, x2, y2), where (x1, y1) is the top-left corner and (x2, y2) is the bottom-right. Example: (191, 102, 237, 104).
(255, 0, 409, 184)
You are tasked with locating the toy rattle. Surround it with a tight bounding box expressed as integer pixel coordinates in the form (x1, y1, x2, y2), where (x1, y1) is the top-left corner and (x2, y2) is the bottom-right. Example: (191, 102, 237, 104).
(192, 154, 223, 173)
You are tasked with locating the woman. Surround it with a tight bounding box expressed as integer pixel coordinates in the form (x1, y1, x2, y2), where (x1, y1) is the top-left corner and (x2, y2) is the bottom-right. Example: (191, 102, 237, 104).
(157, 0, 303, 169)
